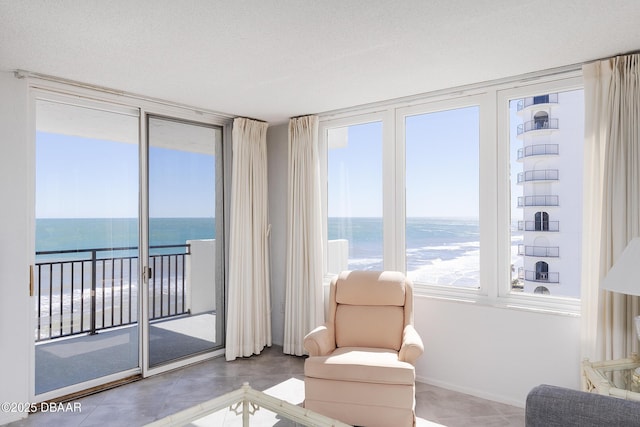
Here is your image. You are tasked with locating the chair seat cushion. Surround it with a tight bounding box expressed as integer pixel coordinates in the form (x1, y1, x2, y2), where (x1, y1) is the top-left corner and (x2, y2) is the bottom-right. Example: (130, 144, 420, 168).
(304, 347, 415, 386)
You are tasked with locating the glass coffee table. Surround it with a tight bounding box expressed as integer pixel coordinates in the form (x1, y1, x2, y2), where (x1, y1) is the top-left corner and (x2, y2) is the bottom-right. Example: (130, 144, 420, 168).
(145, 382, 350, 426)
(582, 353, 640, 401)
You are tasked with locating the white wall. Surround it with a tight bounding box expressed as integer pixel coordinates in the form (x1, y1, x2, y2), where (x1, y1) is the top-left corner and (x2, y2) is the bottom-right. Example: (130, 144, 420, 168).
(267, 123, 289, 346)
(413, 297, 580, 406)
(186, 239, 216, 314)
(266, 120, 582, 408)
(0, 71, 32, 424)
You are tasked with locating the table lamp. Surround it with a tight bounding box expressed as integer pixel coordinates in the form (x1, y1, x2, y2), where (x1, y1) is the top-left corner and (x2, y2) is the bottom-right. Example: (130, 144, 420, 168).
(600, 237, 640, 378)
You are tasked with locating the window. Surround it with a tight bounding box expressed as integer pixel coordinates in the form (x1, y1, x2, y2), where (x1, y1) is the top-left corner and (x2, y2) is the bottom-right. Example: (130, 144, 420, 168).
(326, 121, 383, 274)
(404, 106, 480, 289)
(535, 211, 549, 231)
(533, 94, 549, 105)
(320, 71, 583, 313)
(533, 112, 549, 129)
(535, 261, 549, 281)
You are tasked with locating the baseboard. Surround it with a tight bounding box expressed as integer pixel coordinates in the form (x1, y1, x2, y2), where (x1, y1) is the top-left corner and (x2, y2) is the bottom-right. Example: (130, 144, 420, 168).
(415, 374, 525, 409)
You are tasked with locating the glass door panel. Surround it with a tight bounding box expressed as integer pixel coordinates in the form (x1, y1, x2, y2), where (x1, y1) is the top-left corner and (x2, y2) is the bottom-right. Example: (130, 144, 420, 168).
(326, 122, 383, 274)
(34, 98, 140, 395)
(147, 116, 222, 367)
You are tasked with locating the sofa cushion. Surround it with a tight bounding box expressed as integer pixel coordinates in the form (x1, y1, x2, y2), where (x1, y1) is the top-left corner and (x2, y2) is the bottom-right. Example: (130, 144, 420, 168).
(335, 305, 404, 350)
(525, 384, 640, 427)
(304, 347, 415, 386)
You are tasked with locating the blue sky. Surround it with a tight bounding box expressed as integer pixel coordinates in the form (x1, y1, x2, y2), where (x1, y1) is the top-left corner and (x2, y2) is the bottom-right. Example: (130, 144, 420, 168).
(328, 106, 480, 218)
(36, 132, 215, 218)
(40, 105, 483, 220)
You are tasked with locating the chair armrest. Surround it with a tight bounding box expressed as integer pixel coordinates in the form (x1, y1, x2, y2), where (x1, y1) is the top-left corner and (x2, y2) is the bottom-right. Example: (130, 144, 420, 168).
(303, 324, 336, 357)
(399, 324, 424, 365)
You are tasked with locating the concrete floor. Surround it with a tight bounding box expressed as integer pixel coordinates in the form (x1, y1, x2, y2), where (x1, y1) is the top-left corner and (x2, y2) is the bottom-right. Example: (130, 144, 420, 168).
(9, 345, 525, 427)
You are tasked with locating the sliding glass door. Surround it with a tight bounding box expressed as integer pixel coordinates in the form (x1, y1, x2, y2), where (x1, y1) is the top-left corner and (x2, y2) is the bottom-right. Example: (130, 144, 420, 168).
(34, 97, 140, 395)
(146, 116, 224, 368)
(33, 93, 227, 398)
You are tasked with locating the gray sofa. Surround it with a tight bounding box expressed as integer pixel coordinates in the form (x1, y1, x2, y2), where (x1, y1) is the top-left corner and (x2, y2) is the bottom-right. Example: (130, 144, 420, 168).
(526, 384, 640, 426)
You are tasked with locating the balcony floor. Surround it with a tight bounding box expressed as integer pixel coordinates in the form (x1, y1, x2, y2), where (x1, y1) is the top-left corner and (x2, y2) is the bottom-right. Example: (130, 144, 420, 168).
(14, 345, 525, 427)
(35, 313, 218, 395)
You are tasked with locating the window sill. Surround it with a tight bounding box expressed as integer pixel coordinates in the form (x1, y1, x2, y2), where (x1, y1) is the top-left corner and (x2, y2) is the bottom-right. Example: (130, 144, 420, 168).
(413, 283, 580, 317)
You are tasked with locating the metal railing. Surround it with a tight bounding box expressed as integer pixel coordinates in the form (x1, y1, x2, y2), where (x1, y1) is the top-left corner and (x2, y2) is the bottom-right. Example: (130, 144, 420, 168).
(517, 169, 559, 183)
(517, 118, 559, 135)
(524, 270, 559, 283)
(35, 244, 190, 341)
(517, 245, 560, 257)
(517, 220, 560, 231)
(517, 144, 559, 159)
(516, 93, 559, 111)
(517, 195, 559, 207)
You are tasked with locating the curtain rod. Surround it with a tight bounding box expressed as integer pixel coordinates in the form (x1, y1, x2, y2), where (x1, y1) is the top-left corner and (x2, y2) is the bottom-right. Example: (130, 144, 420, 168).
(236, 116, 268, 124)
(290, 114, 316, 120)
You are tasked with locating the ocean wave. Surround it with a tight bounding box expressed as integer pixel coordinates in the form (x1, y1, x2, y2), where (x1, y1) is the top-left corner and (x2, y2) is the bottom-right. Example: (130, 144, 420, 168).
(408, 251, 480, 288)
(347, 257, 383, 271)
(406, 240, 480, 254)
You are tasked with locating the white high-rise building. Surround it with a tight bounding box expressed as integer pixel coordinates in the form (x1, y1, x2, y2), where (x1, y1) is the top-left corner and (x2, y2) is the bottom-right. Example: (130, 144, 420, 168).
(514, 91, 584, 297)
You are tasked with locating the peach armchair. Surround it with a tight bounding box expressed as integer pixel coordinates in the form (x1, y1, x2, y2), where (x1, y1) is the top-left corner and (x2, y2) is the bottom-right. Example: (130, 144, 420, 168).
(303, 270, 424, 427)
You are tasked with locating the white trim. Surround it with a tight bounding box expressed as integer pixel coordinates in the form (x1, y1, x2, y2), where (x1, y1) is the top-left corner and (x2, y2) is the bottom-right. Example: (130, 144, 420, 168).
(21, 71, 235, 123)
(318, 66, 582, 122)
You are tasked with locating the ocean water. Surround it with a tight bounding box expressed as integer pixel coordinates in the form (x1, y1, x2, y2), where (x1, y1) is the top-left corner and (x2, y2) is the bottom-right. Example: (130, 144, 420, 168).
(36, 216, 486, 307)
(36, 217, 215, 258)
(329, 217, 481, 287)
(34, 218, 215, 339)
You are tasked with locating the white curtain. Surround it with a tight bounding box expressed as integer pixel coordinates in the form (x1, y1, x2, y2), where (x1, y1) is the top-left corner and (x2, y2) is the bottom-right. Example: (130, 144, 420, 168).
(226, 117, 272, 361)
(582, 54, 640, 361)
(283, 115, 324, 356)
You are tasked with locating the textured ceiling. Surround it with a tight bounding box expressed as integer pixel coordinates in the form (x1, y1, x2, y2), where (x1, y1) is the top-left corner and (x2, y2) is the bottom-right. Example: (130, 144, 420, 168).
(2, 0, 640, 123)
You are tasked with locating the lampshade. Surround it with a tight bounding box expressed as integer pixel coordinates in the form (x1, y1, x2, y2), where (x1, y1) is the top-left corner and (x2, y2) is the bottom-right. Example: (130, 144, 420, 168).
(600, 237, 640, 296)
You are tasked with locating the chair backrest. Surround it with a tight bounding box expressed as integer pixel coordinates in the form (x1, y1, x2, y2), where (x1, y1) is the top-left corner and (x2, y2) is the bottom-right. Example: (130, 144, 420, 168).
(329, 271, 414, 351)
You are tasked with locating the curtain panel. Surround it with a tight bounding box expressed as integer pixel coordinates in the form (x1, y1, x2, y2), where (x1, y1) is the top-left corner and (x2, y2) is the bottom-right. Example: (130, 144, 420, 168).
(283, 115, 324, 356)
(582, 54, 640, 361)
(226, 117, 271, 361)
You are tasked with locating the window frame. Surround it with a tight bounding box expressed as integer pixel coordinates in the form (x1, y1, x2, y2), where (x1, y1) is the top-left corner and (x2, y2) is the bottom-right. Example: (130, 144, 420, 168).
(319, 70, 583, 315)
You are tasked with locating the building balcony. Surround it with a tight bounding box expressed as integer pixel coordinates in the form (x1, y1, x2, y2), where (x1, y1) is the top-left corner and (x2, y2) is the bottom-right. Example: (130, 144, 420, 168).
(518, 244, 559, 257)
(516, 93, 559, 111)
(523, 269, 560, 283)
(517, 118, 559, 135)
(517, 169, 559, 183)
(517, 143, 559, 160)
(517, 195, 559, 207)
(517, 220, 559, 231)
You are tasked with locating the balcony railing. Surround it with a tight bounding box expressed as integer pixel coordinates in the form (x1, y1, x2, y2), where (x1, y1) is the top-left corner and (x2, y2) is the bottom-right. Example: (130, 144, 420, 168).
(35, 244, 190, 341)
(516, 93, 559, 111)
(517, 220, 560, 231)
(517, 118, 559, 135)
(517, 245, 560, 257)
(517, 169, 559, 183)
(517, 144, 559, 159)
(517, 195, 559, 207)
(524, 270, 559, 283)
